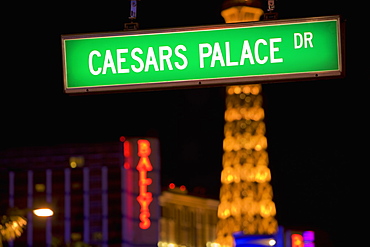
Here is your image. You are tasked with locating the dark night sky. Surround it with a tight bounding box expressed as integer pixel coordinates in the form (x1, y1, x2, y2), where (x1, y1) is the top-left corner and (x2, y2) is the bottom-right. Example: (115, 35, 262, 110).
(2, 1, 365, 246)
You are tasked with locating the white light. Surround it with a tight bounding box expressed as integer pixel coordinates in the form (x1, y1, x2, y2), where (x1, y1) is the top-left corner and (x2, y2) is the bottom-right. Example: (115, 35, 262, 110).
(268, 239, 276, 246)
(33, 208, 54, 217)
(206, 242, 221, 247)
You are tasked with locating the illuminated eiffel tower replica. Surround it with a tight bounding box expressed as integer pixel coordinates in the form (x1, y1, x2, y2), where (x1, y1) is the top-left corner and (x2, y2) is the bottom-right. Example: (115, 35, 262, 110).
(216, 1, 278, 246)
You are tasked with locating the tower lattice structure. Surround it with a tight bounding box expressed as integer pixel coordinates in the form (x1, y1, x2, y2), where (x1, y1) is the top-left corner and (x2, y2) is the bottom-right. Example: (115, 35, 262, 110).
(216, 85, 278, 246)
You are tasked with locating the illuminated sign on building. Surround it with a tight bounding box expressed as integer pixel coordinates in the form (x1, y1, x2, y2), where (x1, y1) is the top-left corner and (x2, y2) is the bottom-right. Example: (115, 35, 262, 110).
(62, 16, 342, 93)
(121, 137, 160, 245)
(289, 231, 315, 247)
(291, 234, 303, 247)
(121, 136, 133, 169)
(136, 139, 153, 229)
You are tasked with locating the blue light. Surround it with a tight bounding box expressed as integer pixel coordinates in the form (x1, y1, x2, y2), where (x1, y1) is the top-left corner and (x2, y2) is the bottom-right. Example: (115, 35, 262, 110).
(233, 226, 284, 247)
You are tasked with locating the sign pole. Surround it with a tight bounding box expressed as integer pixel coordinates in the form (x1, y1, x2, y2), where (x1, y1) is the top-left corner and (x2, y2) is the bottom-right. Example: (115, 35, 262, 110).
(124, 0, 139, 31)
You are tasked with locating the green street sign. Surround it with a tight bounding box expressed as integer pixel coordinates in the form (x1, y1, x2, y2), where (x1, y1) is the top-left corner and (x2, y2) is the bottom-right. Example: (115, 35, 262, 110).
(62, 16, 342, 93)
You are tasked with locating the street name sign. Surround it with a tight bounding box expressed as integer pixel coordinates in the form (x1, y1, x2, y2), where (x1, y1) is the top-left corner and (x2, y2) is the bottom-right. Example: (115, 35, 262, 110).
(62, 16, 342, 93)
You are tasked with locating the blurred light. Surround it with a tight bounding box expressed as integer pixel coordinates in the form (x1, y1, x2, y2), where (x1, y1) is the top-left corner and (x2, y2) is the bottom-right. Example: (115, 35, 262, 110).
(227, 174, 233, 182)
(268, 239, 276, 246)
(71, 232, 82, 241)
(157, 242, 187, 247)
(234, 86, 242, 94)
(69, 156, 84, 168)
(123, 140, 133, 169)
(169, 183, 175, 189)
(251, 86, 260, 95)
(33, 208, 54, 217)
(179, 185, 186, 191)
(243, 86, 251, 94)
(291, 234, 303, 247)
(221, 6, 263, 23)
(124, 162, 130, 169)
(207, 242, 221, 247)
(303, 231, 315, 242)
(221, 0, 264, 23)
(35, 183, 45, 192)
(70, 161, 77, 168)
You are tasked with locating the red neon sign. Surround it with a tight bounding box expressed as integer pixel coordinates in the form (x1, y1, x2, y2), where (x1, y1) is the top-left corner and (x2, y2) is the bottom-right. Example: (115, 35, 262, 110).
(291, 231, 315, 247)
(136, 139, 153, 229)
(291, 234, 304, 247)
(122, 137, 133, 170)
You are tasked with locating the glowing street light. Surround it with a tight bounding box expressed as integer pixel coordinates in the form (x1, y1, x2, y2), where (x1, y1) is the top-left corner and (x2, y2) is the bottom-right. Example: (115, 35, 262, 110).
(0, 206, 54, 246)
(33, 208, 54, 217)
(268, 239, 277, 246)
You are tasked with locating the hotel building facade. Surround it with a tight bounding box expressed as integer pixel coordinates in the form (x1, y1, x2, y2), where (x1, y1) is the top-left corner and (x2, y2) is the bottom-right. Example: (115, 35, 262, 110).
(0, 138, 218, 247)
